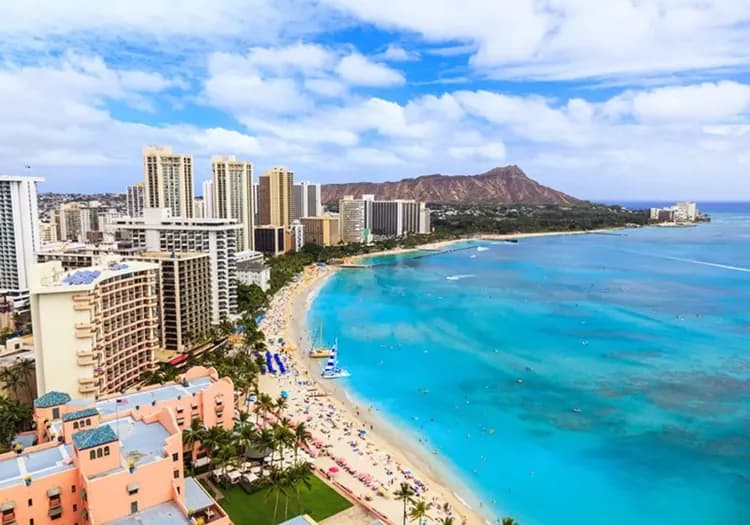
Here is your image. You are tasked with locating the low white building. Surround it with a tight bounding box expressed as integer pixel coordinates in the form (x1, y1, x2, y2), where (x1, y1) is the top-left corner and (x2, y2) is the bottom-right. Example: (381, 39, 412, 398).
(237, 260, 271, 291)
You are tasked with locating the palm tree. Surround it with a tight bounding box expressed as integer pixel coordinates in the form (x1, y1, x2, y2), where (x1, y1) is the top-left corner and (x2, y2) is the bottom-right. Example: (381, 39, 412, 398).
(393, 483, 415, 525)
(287, 461, 314, 515)
(182, 418, 206, 454)
(238, 421, 258, 456)
(264, 466, 288, 523)
(13, 359, 35, 402)
(255, 427, 276, 478)
(255, 393, 275, 425)
(438, 518, 454, 525)
(275, 395, 288, 416)
(409, 499, 431, 524)
(292, 422, 311, 461)
(0, 368, 21, 400)
(212, 442, 239, 487)
(271, 421, 293, 464)
(201, 426, 229, 459)
(501, 519, 519, 525)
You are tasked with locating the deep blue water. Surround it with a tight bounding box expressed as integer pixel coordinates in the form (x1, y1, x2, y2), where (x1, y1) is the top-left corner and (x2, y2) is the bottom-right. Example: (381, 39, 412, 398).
(310, 212, 750, 525)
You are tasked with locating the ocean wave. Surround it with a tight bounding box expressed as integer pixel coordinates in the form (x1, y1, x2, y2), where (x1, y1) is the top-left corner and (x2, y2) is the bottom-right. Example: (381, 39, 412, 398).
(446, 274, 476, 281)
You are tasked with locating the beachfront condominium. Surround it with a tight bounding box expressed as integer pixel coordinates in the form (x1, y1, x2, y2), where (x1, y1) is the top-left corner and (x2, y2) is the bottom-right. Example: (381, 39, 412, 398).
(212, 155, 255, 251)
(301, 215, 340, 246)
(11, 366, 233, 525)
(254, 225, 286, 257)
(30, 256, 160, 399)
(132, 251, 212, 352)
(0, 175, 43, 312)
(368, 199, 431, 237)
(143, 145, 194, 218)
(126, 182, 145, 217)
(339, 196, 368, 243)
(258, 166, 294, 227)
(292, 181, 322, 220)
(202, 179, 215, 218)
(114, 208, 241, 323)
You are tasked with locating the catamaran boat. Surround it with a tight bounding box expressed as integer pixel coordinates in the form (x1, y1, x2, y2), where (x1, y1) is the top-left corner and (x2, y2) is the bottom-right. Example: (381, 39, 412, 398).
(309, 324, 336, 358)
(321, 342, 350, 379)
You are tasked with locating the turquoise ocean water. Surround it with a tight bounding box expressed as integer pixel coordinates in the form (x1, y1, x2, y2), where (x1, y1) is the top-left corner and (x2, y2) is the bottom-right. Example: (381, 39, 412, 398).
(309, 210, 750, 525)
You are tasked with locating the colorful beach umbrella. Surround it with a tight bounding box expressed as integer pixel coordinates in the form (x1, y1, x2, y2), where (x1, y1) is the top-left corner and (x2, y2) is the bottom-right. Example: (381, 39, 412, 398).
(328, 466, 339, 474)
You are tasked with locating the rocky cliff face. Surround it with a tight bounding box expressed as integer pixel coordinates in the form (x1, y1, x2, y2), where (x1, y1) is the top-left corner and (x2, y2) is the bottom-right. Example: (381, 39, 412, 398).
(321, 166, 583, 204)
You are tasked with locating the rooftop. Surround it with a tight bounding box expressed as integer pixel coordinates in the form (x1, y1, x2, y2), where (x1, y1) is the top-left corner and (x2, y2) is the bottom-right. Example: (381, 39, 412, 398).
(34, 391, 72, 408)
(94, 374, 213, 417)
(0, 444, 74, 489)
(72, 425, 117, 451)
(237, 260, 269, 272)
(104, 501, 190, 525)
(62, 407, 99, 422)
(36, 259, 159, 290)
(279, 515, 319, 525)
(184, 477, 215, 511)
(106, 417, 171, 468)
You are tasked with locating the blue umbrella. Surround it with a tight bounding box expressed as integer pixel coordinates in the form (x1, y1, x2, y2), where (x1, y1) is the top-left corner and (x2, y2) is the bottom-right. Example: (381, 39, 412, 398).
(280, 390, 289, 399)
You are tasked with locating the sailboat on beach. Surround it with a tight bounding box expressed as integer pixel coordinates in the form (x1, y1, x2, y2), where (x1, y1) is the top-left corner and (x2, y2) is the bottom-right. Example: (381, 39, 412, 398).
(321, 341, 350, 379)
(309, 324, 336, 358)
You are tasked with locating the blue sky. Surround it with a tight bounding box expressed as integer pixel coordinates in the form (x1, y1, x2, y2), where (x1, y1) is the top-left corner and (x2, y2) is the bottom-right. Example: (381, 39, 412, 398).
(1, 1, 749, 200)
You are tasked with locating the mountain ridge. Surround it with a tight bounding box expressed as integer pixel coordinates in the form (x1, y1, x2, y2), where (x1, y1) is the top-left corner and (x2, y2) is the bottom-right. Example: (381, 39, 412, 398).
(321, 165, 584, 205)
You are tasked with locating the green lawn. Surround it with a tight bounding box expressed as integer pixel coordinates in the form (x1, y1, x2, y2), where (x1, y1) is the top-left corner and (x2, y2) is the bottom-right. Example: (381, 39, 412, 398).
(217, 476, 353, 525)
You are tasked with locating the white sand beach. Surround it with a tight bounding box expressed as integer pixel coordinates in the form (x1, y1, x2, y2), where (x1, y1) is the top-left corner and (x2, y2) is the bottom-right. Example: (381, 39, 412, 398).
(257, 264, 488, 525)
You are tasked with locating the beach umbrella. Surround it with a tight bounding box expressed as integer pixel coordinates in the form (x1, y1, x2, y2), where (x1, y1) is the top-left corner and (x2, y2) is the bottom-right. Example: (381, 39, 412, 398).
(280, 390, 289, 399)
(328, 466, 339, 474)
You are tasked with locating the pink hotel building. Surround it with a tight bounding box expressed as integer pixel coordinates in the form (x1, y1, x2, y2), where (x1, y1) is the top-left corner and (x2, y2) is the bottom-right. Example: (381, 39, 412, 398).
(0, 366, 233, 525)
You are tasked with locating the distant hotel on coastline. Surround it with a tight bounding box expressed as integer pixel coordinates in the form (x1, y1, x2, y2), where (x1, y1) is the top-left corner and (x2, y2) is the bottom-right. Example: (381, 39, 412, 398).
(649, 201, 700, 223)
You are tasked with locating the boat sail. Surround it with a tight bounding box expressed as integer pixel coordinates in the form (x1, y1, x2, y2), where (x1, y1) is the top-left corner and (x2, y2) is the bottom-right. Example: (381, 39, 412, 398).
(309, 324, 336, 358)
(321, 340, 350, 379)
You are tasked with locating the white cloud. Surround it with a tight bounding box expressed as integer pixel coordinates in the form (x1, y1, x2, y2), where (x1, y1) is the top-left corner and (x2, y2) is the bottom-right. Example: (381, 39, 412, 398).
(336, 53, 405, 86)
(625, 81, 750, 122)
(449, 143, 506, 161)
(322, 0, 750, 81)
(378, 44, 419, 62)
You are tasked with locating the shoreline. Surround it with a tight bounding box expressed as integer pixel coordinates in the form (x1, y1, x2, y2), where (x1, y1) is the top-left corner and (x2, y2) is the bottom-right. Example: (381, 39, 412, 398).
(259, 264, 489, 525)
(348, 226, 628, 263)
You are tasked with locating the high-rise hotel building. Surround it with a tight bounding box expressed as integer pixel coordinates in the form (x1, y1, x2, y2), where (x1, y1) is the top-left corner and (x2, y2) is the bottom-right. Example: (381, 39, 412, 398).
(292, 181, 322, 220)
(211, 155, 254, 251)
(30, 257, 160, 398)
(133, 252, 212, 352)
(258, 167, 293, 227)
(339, 195, 368, 243)
(143, 146, 194, 218)
(0, 175, 43, 311)
(126, 182, 145, 217)
(115, 208, 241, 323)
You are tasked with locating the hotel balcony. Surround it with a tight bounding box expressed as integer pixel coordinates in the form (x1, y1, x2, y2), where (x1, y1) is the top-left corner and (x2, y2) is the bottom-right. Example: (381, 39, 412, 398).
(78, 383, 97, 394)
(77, 353, 98, 366)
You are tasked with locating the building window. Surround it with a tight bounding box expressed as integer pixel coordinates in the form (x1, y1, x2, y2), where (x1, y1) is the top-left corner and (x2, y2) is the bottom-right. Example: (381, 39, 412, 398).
(28, 499, 32, 507)
(30, 519, 34, 525)
(130, 502, 138, 514)
(73, 422, 79, 429)
(89, 450, 96, 460)
(173, 469, 179, 479)
(96, 448, 103, 458)
(72, 485, 76, 493)
(172, 453, 178, 462)
(104, 446, 110, 456)
(52, 408, 60, 419)
(73, 504, 77, 511)
(86, 419, 91, 426)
